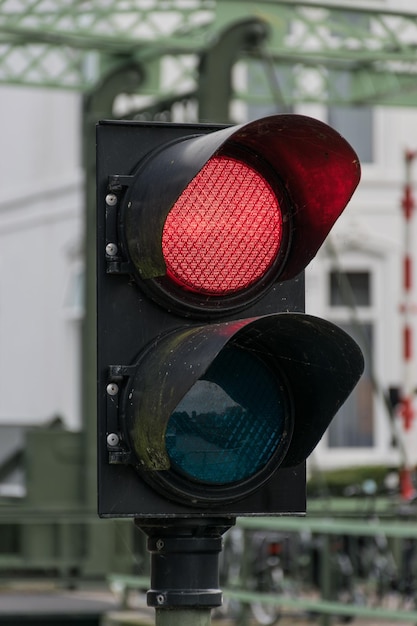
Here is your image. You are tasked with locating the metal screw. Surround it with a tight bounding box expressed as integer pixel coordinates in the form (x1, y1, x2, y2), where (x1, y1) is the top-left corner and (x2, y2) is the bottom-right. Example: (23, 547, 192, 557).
(106, 382, 119, 396)
(107, 433, 120, 447)
(106, 193, 118, 206)
(156, 594, 165, 605)
(106, 242, 118, 257)
(156, 539, 164, 551)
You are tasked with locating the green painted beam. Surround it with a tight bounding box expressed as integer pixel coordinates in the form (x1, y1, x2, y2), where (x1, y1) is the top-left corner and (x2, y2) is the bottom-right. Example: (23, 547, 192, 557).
(2, 1, 417, 107)
(237, 514, 417, 538)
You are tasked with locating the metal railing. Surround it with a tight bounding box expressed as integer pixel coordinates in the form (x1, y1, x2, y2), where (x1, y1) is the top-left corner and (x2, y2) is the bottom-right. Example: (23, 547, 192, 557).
(2, 505, 417, 624)
(221, 515, 417, 625)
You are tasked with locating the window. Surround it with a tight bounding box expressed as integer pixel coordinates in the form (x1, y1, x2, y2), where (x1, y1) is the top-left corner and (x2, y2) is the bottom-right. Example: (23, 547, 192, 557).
(327, 12, 373, 164)
(329, 270, 371, 307)
(328, 94, 374, 165)
(328, 322, 374, 448)
(327, 269, 375, 448)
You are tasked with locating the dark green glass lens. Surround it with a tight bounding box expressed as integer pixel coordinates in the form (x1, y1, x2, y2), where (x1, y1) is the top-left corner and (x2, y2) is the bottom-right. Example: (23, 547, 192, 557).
(165, 343, 287, 484)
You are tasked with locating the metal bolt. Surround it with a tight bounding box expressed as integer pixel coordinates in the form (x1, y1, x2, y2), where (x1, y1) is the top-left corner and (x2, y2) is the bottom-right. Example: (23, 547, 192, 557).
(106, 382, 119, 396)
(156, 539, 164, 551)
(156, 594, 165, 605)
(107, 433, 120, 447)
(106, 193, 118, 206)
(106, 242, 118, 257)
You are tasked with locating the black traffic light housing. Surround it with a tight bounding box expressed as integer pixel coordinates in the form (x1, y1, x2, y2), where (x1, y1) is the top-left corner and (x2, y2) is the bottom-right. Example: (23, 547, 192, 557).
(97, 115, 364, 520)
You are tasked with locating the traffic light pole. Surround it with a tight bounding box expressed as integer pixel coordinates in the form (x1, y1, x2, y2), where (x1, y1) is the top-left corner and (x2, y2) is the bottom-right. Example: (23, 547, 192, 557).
(156, 609, 210, 626)
(136, 518, 234, 626)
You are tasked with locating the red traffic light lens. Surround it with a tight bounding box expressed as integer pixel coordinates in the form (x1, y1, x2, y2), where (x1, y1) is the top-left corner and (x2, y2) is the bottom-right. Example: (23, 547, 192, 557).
(120, 115, 360, 318)
(162, 156, 284, 296)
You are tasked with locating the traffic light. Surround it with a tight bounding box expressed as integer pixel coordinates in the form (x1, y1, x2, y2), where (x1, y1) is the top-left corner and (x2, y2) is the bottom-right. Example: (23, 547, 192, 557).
(96, 114, 364, 519)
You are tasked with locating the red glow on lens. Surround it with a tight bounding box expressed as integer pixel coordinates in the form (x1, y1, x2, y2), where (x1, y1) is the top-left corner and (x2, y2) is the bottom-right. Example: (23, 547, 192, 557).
(161, 156, 283, 295)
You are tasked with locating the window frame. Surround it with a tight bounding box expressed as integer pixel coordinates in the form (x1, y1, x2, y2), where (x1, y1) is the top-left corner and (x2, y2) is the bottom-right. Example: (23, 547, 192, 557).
(306, 248, 394, 468)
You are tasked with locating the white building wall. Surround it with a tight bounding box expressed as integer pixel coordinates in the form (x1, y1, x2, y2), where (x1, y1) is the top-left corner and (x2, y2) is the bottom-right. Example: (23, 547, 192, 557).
(0, 86, 83, 429)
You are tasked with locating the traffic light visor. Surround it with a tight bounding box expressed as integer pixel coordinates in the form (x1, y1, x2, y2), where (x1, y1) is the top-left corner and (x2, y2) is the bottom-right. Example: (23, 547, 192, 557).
(123, 313, 363, 506)
(122, 115, 360, 316)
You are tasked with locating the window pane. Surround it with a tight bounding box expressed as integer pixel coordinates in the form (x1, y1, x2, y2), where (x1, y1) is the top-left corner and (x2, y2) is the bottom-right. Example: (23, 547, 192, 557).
(330, 271, 371, 307)
(328, 323, 374, 448)
(329, 103, 373, 164)
(328, 67, 373, 164)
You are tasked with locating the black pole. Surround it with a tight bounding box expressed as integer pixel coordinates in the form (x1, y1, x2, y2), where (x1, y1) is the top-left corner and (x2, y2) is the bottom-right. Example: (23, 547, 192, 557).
(136, 518, 235, 625)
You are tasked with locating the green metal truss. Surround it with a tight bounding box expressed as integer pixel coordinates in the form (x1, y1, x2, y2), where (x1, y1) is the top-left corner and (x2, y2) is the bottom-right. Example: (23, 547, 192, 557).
(2, 1, 417, 107)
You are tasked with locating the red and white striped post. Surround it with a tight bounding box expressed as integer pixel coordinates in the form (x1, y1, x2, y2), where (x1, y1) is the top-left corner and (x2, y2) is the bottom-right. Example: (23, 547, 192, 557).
(399, 149, 417, 500)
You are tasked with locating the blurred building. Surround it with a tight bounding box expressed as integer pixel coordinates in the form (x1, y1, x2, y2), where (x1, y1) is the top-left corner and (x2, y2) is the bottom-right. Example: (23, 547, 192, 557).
(305, 102, 417, 470)
(0, 0, 417, 482)
(0, 87, 83, 431)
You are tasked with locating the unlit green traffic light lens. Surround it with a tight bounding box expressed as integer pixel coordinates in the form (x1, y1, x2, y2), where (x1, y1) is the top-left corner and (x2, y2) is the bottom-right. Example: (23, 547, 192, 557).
(165, 344, 287, 484)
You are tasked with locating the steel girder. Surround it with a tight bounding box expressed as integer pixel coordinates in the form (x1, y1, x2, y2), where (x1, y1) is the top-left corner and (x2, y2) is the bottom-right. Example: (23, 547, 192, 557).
(2, 1, 417, 111)
(0, 0, 417, 105)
